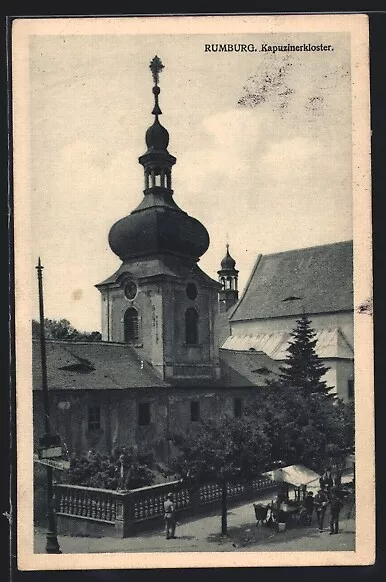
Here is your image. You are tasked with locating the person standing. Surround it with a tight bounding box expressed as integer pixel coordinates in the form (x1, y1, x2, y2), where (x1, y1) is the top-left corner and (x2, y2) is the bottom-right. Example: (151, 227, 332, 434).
(164, 493, 177, 539)
(304, 491, 315, 525)
(325, 469, 334, 496)
(330, 491, 344, 534)
(314, 489, 329, 532)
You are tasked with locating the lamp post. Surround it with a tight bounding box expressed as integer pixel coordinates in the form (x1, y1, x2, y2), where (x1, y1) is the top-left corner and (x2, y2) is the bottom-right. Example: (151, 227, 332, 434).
(36, 257, 61, 554)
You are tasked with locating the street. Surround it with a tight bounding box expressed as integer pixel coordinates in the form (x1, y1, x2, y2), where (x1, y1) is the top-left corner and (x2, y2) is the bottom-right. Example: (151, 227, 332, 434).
(34, 494, 355, 554)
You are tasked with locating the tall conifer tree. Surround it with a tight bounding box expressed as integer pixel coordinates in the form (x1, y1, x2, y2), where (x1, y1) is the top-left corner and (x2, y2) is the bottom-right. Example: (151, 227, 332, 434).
(279, 313, 331, 396)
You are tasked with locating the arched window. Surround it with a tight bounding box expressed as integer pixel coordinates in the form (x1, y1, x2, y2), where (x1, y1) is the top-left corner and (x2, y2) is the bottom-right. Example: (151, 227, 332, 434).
(124, 307, 139, 343)
(185, 308, 198, 345)
(220, 277, 226, 290)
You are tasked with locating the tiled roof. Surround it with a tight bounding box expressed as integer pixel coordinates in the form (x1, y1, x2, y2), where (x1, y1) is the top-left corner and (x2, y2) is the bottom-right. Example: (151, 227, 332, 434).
(32, 340, 279, 391)
(221, 328, 353, 360)
(219, 349, 280, 386)
(32, 340, 169, 390)
(230, 241, 353, 322)
(214, 310, 232, 348)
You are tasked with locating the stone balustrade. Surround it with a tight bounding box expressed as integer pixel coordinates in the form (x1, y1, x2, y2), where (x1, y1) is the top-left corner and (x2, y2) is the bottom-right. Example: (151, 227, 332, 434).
(54, 476, 277, 538)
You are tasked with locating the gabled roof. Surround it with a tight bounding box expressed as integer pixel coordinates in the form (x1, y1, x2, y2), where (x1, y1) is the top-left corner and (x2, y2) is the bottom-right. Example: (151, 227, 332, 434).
(230, 241, 353, 322)
(221, 328, 353, 360)
(32, 340, 279, 392)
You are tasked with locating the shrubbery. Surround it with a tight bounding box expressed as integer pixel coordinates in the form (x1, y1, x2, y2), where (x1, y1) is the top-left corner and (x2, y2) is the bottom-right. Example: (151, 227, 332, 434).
(66, 446, 155, 490)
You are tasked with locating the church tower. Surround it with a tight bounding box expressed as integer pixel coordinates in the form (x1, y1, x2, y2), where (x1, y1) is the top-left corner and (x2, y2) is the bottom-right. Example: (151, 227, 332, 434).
(96, 56, 221, 382)
(218, 244, 239, 312)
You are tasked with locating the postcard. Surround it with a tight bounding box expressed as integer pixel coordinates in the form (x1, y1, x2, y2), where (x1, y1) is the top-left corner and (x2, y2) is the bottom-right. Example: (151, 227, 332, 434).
(11, 14, 374, 570)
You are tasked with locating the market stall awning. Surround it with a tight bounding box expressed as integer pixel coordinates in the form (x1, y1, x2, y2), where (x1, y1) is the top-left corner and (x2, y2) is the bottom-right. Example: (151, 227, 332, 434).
(263, 464, 320, 487)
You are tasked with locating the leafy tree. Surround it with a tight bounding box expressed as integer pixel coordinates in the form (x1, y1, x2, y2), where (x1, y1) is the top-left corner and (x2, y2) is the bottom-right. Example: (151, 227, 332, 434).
(32, 318, 101, 342)
(247, 379, 354, 474)
(278, 314, 331, 397)
(245, 315, 354, 473)
(168, 416, 271, 535)
(66, 447, 155, 490)
(325, 400, 355, 483)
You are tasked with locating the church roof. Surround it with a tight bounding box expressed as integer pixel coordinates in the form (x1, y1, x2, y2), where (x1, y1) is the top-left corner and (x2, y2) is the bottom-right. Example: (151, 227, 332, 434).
(32, 339, 278, 391)
(230, 240, 353, 322)
(221, 328, 353, 360)
(32, 340, 169, 390)
(214, 310, 232, 348)
(219, 349, 280, 386)
(96, 256, 219, 288)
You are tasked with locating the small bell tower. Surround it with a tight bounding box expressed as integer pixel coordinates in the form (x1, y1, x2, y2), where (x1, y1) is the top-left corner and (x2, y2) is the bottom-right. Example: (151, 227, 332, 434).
(96, 56, 221, 382)
(218, 244, 239, 313)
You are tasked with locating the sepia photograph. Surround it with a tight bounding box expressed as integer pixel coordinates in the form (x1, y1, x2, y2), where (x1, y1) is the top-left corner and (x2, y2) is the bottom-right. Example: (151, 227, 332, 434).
(12, 14, 374, 570)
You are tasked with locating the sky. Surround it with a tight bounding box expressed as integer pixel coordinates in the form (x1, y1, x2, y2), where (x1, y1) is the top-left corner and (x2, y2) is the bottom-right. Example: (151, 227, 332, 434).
(28, 29, 352, 332)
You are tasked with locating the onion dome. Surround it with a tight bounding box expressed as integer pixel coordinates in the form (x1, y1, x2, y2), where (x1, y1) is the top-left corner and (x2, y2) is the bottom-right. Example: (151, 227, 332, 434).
(220, 244, 237, 271)
(108, 56, 210, 263)
(145, 117, 170, 151)
(108, 201, 209, 262)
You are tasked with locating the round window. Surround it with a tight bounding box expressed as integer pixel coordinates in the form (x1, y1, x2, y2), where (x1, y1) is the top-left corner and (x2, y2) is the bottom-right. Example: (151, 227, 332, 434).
(124, 281, 138, 300)
(186, 282, 198, 300)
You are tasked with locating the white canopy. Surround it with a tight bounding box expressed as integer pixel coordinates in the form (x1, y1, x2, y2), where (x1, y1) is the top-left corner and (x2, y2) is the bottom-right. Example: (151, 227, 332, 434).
(263, 464, 321, 487)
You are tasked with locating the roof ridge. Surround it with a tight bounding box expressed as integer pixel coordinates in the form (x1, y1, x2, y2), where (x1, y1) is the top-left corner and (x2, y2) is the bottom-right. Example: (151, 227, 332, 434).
(257, 239, 353, 259)
(229, 241, 353, 322)
(219, 347, 266, 354)
(32, 339, 130, 347)
(336, 327, 354, 351)
(229, 253, 263, 320)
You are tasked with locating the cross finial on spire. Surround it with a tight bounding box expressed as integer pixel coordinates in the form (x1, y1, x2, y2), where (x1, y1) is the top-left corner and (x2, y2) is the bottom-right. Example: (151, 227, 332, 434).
(225, 232, 230, 254)
(149, 56, 164, 116)
(149, 55, 164, 86)
(36, 256, 43, 272)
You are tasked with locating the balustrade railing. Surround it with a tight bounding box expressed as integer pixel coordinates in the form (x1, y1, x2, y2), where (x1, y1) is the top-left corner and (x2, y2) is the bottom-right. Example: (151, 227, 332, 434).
(54, 475, 277, 538)
(56, 483, 122, 523)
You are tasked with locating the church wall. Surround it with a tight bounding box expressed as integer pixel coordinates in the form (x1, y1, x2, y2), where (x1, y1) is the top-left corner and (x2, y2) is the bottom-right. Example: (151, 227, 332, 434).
(108, 287, 127, 343)
(33, 392, 110, 456)
(172, 286, 211, 365)
(144, 284, 165, 370)
(33, 387, 263, 462)
(335, 359, 355, 403)
(100, 282, 166, 368)
(322, 363, 338, 397)
(311, 359, 353, 401)
(100, 277, 220, 381)
(209, 288, 221, 377)
(101, 293, 109, 341)
(161, 281, 175, 369)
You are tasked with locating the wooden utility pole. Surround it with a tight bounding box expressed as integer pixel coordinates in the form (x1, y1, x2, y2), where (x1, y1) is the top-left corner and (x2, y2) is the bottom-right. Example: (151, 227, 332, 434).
(36, 258, 61, 554)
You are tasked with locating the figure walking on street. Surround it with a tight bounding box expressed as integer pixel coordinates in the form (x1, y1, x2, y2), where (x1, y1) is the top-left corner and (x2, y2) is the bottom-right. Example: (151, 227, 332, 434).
(330, 492, 344, 534)
(314, 489, 329, 532)
(164, 493, 177, 539)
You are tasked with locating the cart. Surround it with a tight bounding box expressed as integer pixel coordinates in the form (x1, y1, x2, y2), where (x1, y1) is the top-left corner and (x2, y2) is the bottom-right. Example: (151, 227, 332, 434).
(279, 500, 309, 526)
(253, 503, 268, 527)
